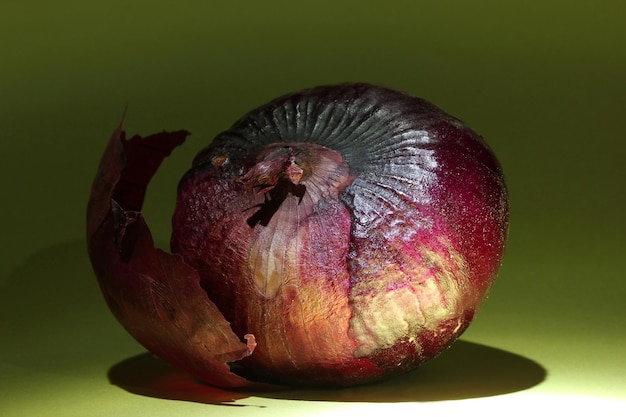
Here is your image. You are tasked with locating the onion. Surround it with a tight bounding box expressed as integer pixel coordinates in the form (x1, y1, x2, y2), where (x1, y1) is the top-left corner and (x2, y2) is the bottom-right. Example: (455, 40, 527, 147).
(87, 83, 508, 388)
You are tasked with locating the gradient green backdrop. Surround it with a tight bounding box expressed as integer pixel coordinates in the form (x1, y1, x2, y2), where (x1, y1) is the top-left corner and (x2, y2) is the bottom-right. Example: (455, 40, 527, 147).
(2, 1, 624, 416)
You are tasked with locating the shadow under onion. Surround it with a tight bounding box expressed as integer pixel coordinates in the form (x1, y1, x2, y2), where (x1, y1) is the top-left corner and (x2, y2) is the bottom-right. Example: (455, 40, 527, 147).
(108, 340, 546, 404)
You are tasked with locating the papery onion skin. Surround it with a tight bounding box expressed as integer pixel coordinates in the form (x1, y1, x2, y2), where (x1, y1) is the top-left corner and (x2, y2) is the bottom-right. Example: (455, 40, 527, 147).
(87, 126, 278, 390)
(170, 83, 509, 386)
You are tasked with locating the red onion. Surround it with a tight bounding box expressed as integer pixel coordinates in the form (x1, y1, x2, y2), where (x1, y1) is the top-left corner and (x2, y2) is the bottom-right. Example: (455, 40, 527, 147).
(87, 83, 508, 388)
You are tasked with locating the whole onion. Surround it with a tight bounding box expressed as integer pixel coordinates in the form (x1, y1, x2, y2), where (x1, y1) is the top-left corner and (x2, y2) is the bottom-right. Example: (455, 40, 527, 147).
(87, 83, 508, 389)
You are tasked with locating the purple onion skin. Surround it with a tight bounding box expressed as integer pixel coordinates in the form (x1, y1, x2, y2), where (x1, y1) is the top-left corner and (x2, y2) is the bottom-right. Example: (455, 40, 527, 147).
(168, 83, 509, 387)
(88, 83, 507, 389)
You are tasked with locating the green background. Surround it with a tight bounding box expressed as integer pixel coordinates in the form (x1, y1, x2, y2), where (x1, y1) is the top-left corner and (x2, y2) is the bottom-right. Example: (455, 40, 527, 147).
(2, 1, 624, 415)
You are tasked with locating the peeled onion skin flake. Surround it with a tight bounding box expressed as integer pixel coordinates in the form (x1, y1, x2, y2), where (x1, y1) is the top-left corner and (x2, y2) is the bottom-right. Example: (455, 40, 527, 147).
(87, 83, 509, 389)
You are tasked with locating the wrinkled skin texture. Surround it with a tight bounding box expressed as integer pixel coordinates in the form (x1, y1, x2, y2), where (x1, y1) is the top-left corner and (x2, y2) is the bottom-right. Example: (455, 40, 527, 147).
(171, 84, 508, 386)
(88, 83, 508, 389)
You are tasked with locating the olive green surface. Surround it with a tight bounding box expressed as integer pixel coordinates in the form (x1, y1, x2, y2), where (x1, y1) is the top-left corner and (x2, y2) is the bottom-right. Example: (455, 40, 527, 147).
(1, 1, 624, 416)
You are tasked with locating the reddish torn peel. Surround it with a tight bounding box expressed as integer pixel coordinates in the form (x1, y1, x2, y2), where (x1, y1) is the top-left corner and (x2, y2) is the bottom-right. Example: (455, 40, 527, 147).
(86, 122, 267, 389)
